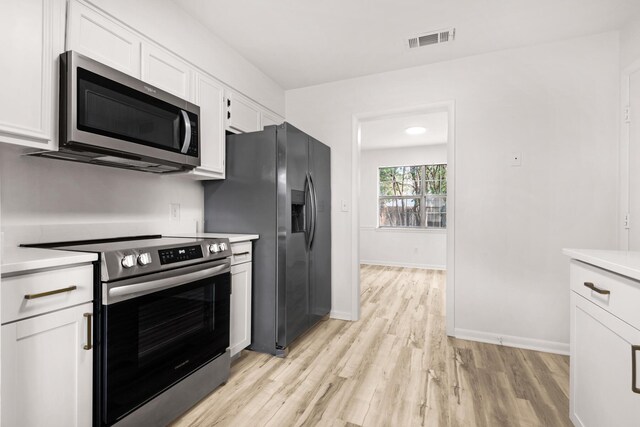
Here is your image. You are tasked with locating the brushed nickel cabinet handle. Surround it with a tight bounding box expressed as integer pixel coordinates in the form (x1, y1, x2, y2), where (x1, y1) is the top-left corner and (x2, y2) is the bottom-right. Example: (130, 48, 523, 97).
(583, 282, 610, 295)
(233, 251, 250, 257)
(83, 313, 92, 351)
(24, 285, 77, 300)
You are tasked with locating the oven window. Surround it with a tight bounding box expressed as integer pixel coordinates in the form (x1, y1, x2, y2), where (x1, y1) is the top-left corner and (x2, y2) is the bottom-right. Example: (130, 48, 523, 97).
(76, 67, 198, 155)
(138, 286, 209, 362)
(103, 272, 230, 425)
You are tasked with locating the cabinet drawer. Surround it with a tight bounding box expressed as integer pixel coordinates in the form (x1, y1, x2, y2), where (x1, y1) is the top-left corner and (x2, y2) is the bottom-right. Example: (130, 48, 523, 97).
(230, 241, 252, 265)
(2, 264, 93, 324)
(570, 260, 640, 329)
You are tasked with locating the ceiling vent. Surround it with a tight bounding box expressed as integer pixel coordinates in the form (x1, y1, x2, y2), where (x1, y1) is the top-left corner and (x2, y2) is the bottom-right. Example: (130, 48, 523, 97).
(407, 28, 455, 49)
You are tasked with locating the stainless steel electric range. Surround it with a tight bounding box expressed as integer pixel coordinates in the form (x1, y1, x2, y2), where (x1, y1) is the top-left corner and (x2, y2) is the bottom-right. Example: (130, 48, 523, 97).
(27, 235, 233, 426)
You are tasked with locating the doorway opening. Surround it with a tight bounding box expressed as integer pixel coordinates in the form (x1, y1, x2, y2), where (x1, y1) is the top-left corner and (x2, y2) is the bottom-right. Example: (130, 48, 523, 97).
(351, 102, 455, 335)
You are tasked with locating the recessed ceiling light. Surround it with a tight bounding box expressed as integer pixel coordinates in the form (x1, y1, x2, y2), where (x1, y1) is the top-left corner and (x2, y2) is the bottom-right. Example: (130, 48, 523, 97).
(405, 126, 426, 135)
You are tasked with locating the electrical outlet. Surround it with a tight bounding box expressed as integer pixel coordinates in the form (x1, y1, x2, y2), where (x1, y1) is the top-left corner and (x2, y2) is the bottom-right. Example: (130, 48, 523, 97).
(170, 203, 180, 221)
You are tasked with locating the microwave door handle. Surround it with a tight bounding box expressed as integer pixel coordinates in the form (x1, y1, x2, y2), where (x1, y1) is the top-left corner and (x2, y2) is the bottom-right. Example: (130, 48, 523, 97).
(180, 110, 191, 154)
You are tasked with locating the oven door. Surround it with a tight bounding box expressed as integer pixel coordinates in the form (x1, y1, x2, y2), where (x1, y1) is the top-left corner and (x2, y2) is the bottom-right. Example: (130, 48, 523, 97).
(101, 263, 230, 426)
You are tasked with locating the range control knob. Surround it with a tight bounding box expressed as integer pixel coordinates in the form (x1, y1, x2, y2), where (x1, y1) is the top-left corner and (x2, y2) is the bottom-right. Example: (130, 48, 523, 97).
(219, 242, 228, 251)
(121, 254, 136, 269)
(209, 243, 220, 254)
(138, 252, 152, 266)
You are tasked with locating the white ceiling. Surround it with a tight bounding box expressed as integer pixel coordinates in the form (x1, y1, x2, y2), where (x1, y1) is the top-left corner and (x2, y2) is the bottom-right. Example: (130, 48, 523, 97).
(360, 112, 448, 151)
(175, 0, 640, 90)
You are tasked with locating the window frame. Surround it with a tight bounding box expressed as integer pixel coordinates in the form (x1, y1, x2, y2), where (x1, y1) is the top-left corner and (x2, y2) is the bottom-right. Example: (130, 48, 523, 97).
(377, 163, 447, 230)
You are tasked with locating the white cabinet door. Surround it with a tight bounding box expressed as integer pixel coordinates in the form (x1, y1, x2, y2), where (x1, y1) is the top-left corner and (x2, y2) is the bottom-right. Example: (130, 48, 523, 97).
(1, 302, 93, 427)
(66, 0, 142, 77)
(192, 73, 225, 177)
(141, 44, 193, 101)
(571, 293, 640, 427)
(261, 111, 284, 129)
(230, 262, 252, 356)
(227, 92, 261, 133)
(0, 0, 64, 150)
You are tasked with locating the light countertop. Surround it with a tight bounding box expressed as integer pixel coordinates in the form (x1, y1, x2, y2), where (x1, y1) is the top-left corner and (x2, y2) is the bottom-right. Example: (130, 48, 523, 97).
(166, 233, 259, 243)
(1, 246, 98, 276)
(563, 248, 640, 281)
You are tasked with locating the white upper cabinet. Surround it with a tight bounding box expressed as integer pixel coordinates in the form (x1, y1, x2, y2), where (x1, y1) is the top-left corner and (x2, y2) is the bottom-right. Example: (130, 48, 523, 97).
(261, 111, 285, 129)
(0, 0, 65, 150)
(66, 1, 142, 78)
(0, 0, 284, 173)
(188, 73, 226, 179)
(226, 91, 261, 133)
(141, 44, 193, 101)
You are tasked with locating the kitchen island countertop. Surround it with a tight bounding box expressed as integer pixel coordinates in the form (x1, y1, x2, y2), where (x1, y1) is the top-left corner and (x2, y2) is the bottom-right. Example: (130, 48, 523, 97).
(563, 248, 640, 282)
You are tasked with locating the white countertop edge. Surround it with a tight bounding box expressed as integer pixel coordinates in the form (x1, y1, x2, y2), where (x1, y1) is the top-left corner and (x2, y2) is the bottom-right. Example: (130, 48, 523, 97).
(563, 248, 640, 281)
(2, 247, 98, 276)
(166, 233, 259, 243)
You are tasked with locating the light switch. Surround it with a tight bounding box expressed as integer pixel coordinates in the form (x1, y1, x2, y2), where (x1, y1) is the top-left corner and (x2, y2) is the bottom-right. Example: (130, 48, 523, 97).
(341, 200, 349, 212)
(510, 152, 522, 167)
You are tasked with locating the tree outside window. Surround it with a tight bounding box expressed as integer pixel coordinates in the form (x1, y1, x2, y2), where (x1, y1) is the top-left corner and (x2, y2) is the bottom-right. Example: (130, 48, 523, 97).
(378, 164, 447, 229)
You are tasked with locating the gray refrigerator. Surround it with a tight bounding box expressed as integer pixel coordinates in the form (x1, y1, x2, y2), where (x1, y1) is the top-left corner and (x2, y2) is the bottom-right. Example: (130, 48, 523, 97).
(203, 122, 331, 356)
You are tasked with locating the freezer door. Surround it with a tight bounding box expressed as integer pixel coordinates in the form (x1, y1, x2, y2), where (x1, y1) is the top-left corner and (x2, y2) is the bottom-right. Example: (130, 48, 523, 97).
(308, 137, 332, 325)
(276, 124, 310, 348)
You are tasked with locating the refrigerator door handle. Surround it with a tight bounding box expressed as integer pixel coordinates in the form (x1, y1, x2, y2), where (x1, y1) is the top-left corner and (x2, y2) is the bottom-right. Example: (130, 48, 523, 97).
(304, 173, 312, 247)
(308, 173, 318, 250)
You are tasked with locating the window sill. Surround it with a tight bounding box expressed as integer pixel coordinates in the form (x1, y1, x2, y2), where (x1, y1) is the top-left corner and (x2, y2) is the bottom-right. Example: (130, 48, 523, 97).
(361, 226, 447, 234)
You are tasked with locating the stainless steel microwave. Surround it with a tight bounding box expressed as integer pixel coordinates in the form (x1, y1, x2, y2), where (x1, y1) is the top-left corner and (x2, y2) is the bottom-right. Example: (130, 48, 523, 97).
(33, 51, 200, 173)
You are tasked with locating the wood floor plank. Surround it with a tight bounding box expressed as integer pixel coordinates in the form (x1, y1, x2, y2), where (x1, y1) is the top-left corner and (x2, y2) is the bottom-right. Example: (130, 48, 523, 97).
(172, 265, 570, 427)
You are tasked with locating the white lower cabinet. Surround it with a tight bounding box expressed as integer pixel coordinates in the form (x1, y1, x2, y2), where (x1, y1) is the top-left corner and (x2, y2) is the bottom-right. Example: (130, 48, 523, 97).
(229, 241, 253, 357)
(1, 302, 93, 427)
(570, 261, 640, 427)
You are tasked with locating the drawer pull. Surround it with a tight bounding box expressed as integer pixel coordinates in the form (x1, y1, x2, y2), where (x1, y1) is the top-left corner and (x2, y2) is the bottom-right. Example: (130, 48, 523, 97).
(633, 345, 640, 394)
(233, 251, 250, 257)
(84, 313, 92, 351)
(583, 282, 610, 295)
(24, 285, 77, 300)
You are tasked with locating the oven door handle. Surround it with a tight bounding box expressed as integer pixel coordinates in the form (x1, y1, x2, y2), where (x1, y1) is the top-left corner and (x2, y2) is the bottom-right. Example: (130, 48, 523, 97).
(108, 260, 230, 299)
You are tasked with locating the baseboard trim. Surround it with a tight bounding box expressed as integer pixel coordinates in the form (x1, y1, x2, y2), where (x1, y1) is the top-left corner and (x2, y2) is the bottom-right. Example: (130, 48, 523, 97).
(360, 260, 446, 270)
(330, 310, 353, 321)
(454, 328, 570, 356)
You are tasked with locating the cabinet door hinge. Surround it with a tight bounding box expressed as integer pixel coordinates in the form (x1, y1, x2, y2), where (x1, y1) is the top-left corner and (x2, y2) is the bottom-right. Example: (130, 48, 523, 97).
(625, 106, 631, 124)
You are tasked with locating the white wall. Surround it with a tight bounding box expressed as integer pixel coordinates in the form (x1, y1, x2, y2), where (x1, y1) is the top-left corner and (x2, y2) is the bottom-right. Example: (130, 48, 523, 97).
(89, 0, 285, 115)
(360, 145, 447, 269)
(286, 32, 620, 351)
(621, 12, 640, 69)
(0, 144, 203, 245)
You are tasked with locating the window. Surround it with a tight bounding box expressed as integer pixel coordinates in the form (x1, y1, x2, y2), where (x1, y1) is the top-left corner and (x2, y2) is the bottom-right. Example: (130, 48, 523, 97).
(378, 164, 447, 229)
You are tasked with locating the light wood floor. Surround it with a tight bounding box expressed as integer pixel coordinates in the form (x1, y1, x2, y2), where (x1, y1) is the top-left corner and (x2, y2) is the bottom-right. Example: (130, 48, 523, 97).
(172, 265, 571, 427)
